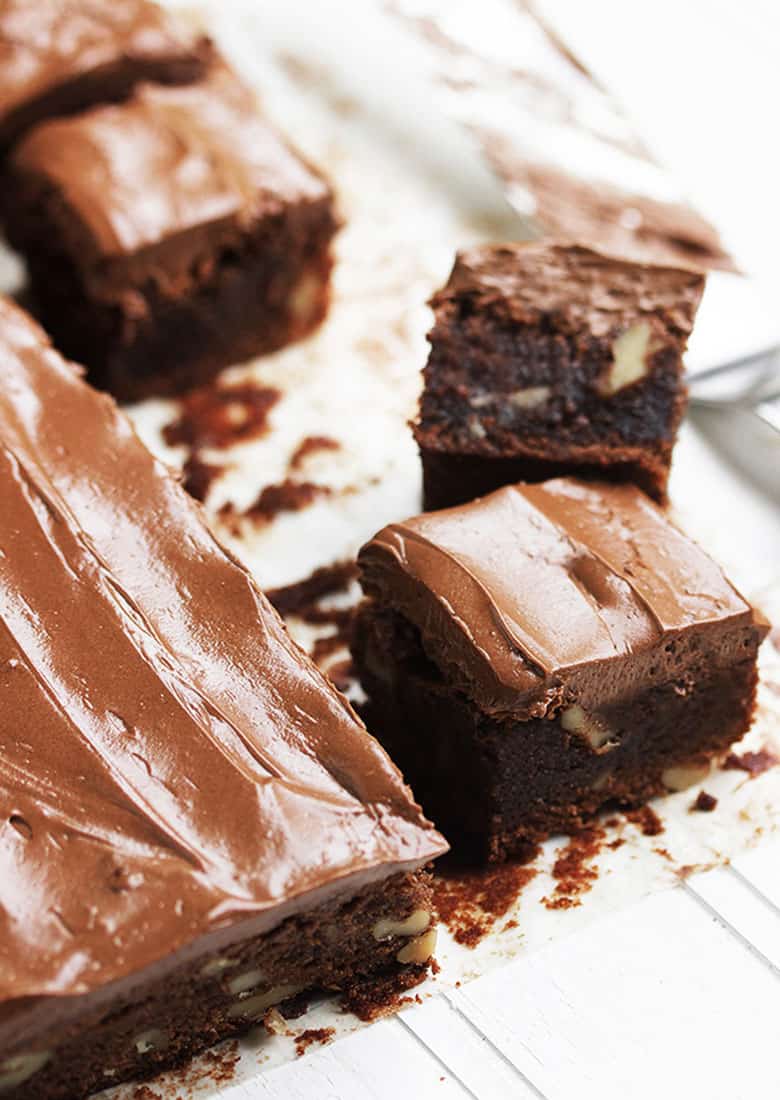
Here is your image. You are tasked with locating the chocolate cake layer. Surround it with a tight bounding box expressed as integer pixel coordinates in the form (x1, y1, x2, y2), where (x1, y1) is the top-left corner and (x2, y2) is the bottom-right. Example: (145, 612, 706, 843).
(354, 479, 768, 861)
(415, 242, 705, 507)
(0, 0, 213, 150)
(4, 65, 338, 399)
(0, 298, 446, 1098)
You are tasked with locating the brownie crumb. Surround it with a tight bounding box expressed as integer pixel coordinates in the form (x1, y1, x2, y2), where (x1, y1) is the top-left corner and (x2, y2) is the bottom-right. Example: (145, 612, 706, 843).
(691, 790, 718, 812)
(723, 748, 778, 778)
(220, 479, 331, 532)
(163, 381, 281, 450)
(269, 562, 359, 617)
(543, 827, 604, 910)
(340, 965, 429, 1022)
(295, 1027, 336, 1057)
(289, 435, 340, 470)
(181, 452, 224, 502)
(624, 805, 664, 836)
(433, 854, 538, 947)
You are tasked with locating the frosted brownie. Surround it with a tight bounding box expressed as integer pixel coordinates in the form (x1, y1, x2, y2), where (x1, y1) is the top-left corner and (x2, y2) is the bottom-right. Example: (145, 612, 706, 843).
(0, 298, 446, 1100)
(3, 65, 338, 399)
(414, 242, 705, 508)
(0, 0, 212, 150)
(353, 479, 768, 862)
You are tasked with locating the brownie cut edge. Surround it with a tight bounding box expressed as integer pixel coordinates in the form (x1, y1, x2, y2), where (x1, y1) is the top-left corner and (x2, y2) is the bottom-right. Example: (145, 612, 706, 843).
(352, 478, 768, 862)
(414, 241, 705, 509)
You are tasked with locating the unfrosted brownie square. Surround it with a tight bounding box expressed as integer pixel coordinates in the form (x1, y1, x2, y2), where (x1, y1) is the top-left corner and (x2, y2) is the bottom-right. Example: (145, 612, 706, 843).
(414, 242, 705, 508)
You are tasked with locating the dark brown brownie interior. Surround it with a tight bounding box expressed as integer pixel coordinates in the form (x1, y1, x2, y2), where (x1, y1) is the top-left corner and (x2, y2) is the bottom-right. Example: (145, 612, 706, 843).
(2, 871, 433, 1100)
(353, 604, 761, 863)
(415, 302, 685, 507)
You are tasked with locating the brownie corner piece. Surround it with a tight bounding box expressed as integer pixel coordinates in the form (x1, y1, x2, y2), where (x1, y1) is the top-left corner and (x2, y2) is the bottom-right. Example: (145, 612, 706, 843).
(0, 0, 214, 150)
(414, 241, 705, 509)
(352, 478, 768, 863)
(3, 65, 339, 400)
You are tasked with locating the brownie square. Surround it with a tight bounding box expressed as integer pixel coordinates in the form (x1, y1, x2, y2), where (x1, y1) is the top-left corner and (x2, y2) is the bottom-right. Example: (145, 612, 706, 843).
(0, 0, 213, 150)
(353, 478, 768, 863)
(0, 297, 446, 1100)
(3, 65, 339, 400)
(414, 242, 705, 509)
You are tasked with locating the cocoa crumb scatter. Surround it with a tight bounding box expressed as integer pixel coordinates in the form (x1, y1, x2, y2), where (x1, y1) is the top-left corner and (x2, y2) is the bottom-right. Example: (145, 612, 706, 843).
(624, 805, 664, 836)
(294, 1027, 335, 1057)
(181, 452, 224, 502)
(542, 826, 604, 910)
(691, 790, 718, 812)
(219, 480, 331, 532)
(289, 434, 340, 470)
(723, 748, 778, 778)
(269, 562, 358, 617)
(163, 382, 280, 449)
(433, 853, 538, 946)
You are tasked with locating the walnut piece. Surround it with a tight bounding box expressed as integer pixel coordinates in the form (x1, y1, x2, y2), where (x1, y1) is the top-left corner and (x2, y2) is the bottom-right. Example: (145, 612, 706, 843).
(373, 908, 431, 941)
(134, 1029, 168, 1055)
(0, 1051, 51, 1092)
(662, 761, 711, 792)
(600, 322, 652, 395)
(227, 983, 303, 1021)
(227, 967, 267, 996)
(396, 928, 437, 965)
(560, 704, 615, 750)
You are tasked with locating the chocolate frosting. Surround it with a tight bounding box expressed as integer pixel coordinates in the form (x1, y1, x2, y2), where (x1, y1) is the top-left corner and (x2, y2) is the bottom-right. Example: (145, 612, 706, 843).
(0, 298, 445, 1043)
(359, 479, 768, 719)
(434, 242, 706, 341)
(0, 0, 210, 145)
(10, 65, 332, 293)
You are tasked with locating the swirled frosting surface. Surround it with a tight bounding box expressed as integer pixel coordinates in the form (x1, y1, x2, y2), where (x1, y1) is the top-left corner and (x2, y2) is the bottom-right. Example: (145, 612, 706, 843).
(359, 479, 766, 718)
(0, 298, 445, 1026)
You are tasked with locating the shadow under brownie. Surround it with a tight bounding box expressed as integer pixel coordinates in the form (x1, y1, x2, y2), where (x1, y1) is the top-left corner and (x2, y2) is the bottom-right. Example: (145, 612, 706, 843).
(0, 298, 446, 1100)
(2, 64, 339, 401)
(0, 0, 213, 151)
(414, 242, 705, 509)
(352, 478, 768, 863)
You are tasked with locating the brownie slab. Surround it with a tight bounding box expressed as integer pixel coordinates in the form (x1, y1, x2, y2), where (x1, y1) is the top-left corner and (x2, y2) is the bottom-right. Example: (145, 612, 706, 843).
(3, 65, 339, 400)
(414, 242, 705, 508)
(0, 298, 446, 1100)
(0, 0, 212, 150)
(353, 479, 768, 863)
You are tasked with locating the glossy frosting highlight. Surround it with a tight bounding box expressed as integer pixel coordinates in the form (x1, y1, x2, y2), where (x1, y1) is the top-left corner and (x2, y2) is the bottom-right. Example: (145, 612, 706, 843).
(0, 298, 445, 1021)
(0, 0, 209, 141)
(11, 64, 331, 289)
(359, 479, 766, 718)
